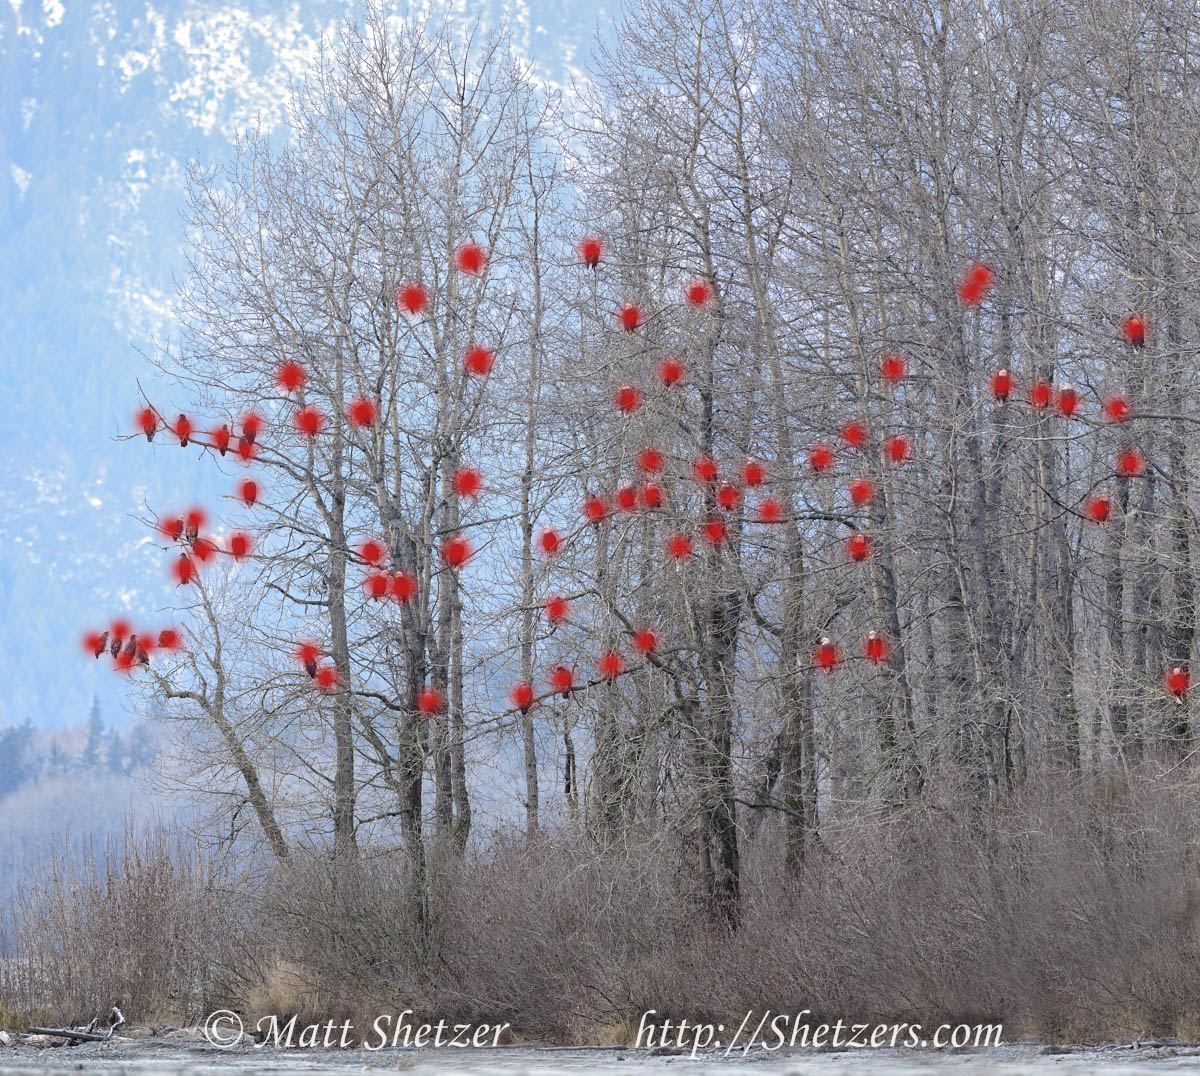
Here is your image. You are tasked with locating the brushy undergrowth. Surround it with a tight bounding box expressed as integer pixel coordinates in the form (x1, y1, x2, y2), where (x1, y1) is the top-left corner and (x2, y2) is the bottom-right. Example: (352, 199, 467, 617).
(3, 772, 1198, 1044)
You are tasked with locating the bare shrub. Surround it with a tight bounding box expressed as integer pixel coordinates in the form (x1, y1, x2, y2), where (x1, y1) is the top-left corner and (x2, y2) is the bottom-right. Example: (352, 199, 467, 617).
(422, 771, 1200, 1042)
(624, 770, 1200, 1043)
(427, 827, 706, 1041)
(244, 853, 427, 1031)
(0, 822, 244, 1026)
(3, 772, 1198, 1042)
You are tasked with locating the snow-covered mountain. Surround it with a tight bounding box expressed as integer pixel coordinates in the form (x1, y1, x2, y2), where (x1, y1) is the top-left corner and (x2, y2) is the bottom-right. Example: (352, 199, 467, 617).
(0, 0, 606, 729)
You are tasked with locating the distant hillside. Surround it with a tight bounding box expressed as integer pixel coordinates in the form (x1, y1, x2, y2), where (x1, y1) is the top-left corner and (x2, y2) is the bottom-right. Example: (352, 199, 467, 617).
(0, 0, 605, 729)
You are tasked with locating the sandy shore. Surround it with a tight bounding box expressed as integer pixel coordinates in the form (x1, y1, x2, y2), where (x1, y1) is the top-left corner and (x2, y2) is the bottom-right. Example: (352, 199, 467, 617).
(3, 1035, 1200, 1074)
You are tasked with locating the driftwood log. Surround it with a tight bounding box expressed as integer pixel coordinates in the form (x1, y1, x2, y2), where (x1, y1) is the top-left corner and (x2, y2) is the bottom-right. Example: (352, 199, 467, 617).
(27, 1006, 126, 1044)
(26, 1027, 112, 1043)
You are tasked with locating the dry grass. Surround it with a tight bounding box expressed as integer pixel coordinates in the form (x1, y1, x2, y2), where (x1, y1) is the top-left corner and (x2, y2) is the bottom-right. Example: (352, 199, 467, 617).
(2, 772, 1198, 1043)
(0, 822, 244, 1028)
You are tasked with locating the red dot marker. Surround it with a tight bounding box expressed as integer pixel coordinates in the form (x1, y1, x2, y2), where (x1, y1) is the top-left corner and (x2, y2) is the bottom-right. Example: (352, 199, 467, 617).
(637, 447, 664, 474)
(550, 664, 575, 697)
(389, 572, 417, 603)
(584, 494, 609, 525)
(845, 532, 872, 562)
(1121, 313, 1146, 348)
(545, 595, 569, 623)
(1117, 447, 1145, 478)
(879, 352, 907, 383)
(442, 534, 471, 569)
(958, 262, 994, 307)
(396, 283, 428, 316)
(659, 357, 685, 387)
(173, 553, 196, 586)
(757, 498, 783, 523)
(241, 411, 265, 444)
(82, 630, 106, 658)
(464, 345, 495, 377)
(849, 478, 875, 506)
(295, 407, 324, 437)
(277, 361, 306, 393)
(885, 435, 911, 464)
(810, 444, 834, 473)
(841, 422, 867, 449)
(1104, 394, 1131, 423)
(693, 456, 718, 484)
(619, 303, 643, 332)
(814, 637, 840, 671)
(633, 627, 658, 654)
(666, 533, 693, 560)
(702, 518, 728, 546)
(297, 641, 321, 676)
(453, 467, 483, 500)
(455, 242, 487, 275)
(360, 539, 387, 567)
(347, 397, 377, 428)
(742, 459, 767, 487)
(418, 687, 444, 715)
(511, 682, 535, 713)
(685, 279, 713, 307)
(864, 631, 890, 664)
(1086, 493, 1112, 524)
(136, 407, 157, 441)
(615, 385, 642, 414)
(228, 532, 253, 561)
(158, 628, 180, 651)
(598, 650, 624, 680)
(579, 236, 603, 268)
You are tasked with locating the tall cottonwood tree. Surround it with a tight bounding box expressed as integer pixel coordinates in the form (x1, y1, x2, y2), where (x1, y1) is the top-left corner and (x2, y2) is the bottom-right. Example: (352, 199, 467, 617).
(141, 8, 564, 918)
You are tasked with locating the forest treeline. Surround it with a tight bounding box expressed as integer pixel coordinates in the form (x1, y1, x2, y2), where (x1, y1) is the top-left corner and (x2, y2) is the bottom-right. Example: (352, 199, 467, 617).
(7, 0, 1200, 1043)
(0, 706, 158, 920)
(0, 705, 152, 800)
